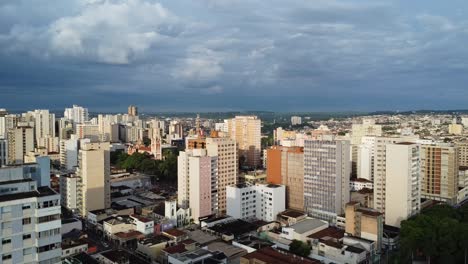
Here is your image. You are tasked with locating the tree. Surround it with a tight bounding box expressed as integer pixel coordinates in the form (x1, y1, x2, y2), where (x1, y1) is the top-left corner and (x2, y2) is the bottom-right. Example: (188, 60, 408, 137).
(289, 240, 311, 257)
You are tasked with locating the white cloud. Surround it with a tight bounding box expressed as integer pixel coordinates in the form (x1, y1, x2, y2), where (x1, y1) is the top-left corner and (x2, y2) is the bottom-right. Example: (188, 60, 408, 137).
(47, 0, 175, 64)
(173, 46, 224, 81)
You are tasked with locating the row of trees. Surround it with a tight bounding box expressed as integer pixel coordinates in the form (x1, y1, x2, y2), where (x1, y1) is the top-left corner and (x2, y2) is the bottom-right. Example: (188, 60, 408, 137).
(399, 204, 468, 263)
(110, 150, 178, 182)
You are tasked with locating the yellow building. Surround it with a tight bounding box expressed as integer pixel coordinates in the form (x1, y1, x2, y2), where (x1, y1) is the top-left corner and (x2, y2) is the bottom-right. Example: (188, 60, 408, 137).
(345, 202, 383, 252)
(227, 116, 261, 169)
(77, 142, 110, 216)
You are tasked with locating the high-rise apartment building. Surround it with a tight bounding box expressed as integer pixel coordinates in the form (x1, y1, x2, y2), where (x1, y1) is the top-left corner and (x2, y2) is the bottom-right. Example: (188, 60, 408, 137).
(266, 146, 304, 211)
(373, 136, 418, 216)
(351, 119, 382, 177)
(420, 144, 458, 204)
(357, 136, 376, 181)
(385, 142, 420, 227)
(178, 149, 218, 222)
(227, 116, 261, 169)
(60, 174, 79, 211)
(76, 142, 110, 216)
(128, 105, 138, 116)
(7, 126, 34, 164)
(25, 109, 56, 146)
(456, 141, 468, 167)
(206, 136, 237, 214)
(303, 139, 350, 223)
(64, 105, 89, 124)
(76, 123, 100, 141)
(291, 116, 302, 126)
(0, 163, 62, 264)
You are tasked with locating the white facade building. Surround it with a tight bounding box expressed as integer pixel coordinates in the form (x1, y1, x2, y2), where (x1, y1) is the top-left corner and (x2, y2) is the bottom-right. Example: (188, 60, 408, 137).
(226, 183, 285, 222)
(385, 143, 421, 227)
(291, 116, 302, 125)
(64, 105, 89, 124)
(0, 164, 62, 264)
(60, 174, 79, 211)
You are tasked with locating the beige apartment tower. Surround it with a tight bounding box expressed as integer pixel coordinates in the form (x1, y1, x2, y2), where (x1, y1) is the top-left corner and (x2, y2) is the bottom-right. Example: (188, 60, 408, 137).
(206, 136, 238, 214)
(77, 142, 111, 216)
(227, 116, 261, 169)
(7, 126, 34, 164)
(128, 105, 138, 116)
(420, 144, 458, 204)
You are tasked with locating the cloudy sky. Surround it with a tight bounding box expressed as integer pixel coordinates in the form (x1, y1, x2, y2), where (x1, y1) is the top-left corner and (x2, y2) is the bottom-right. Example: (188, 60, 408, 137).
(1, 0, 468, 112)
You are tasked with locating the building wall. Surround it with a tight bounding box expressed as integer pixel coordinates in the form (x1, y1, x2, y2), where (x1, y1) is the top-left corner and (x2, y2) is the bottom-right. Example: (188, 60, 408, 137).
(7, 126, 34, 164)
(227, 116, 261, 169)
(266, 147, 282, 184)
(385, 143, 420, 227)
(420, 145, 458, 204)
(206, 137, 237, 215)
(303, 139, 350, 223)
(78, 142, 110, 216)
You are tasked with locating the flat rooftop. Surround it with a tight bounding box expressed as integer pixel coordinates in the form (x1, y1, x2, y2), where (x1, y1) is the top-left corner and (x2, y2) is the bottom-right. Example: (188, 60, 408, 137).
(0, 186, 58, 203)
(287, 218, 328, 234)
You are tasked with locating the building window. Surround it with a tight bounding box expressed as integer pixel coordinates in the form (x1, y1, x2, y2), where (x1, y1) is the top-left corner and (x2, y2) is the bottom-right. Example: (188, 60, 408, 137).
(2, 238, 11, 245)
(2, 254, 12, 260)
(23, 218, 32, 225)
(22, 204, 31, 210)
(23, 234, 32, 240)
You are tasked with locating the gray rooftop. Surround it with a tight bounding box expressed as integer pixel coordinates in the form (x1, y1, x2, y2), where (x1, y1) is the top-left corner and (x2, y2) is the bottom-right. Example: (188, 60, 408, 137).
(288, 218, 328, 234)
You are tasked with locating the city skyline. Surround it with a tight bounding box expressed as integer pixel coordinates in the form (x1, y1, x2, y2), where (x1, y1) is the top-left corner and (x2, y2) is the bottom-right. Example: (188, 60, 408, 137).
(2, 0, 468, 111)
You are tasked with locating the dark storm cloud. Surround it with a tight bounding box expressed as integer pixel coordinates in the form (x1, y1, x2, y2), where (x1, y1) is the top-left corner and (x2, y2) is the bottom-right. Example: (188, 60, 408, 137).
(1, 0, 468, 112)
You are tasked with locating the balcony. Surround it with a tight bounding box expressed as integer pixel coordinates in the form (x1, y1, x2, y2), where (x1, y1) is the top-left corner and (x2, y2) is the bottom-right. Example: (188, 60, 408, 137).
(37, 248, 62, 262)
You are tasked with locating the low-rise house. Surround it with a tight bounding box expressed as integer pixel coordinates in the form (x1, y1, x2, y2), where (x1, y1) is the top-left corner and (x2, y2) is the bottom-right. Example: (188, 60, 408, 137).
(280, 218, 328, 242)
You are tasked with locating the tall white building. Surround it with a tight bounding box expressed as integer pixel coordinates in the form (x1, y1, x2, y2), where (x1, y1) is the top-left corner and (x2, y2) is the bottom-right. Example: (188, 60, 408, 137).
(357, 136, 376, 181)
(373, 136, 418, 216)
(291, 116, 302, 125)
(351, 119, 382, 177)
(303, 139, 350, 223)
(226, 183, 285, 222)
(385, 142, 420, 227)
(60, 174, 79, 211)
(64, 105, 89, 124)
(0, 163, 62, 264)
(25, 109, 56, 147)
(76, 123, 100, 141)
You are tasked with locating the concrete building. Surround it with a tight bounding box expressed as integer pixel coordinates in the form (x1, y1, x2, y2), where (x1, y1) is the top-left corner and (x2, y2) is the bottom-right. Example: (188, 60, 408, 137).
(227, 116, 261, 169)
(60, 135, 81, 171)
(206, 136, 238, 214)
(357, 136, 376, 181)
(0, 138, 7, 167)
(373, 136, 418, 217)
(291, 116, 302, 125)
(420, 144, 458, 204)
(351, 119, 382, 177)
(303, 139, 350, 223)
(266, 146, 304, 211)
(345, 202, 383, 252)
(7, 126, 34, 164)
(128, 105, 138, 116)
(37, 135, 59, 153)
(0, 164, 62, 264)
(456, 141, 468, 167)
(385, 142, 420, 227)
(449, 123, 463, 135)
(177, 149, 218, 223)
(60, 174, 79, 211)
(76, 124, 100, 141)
(25, 109, 56, 147)
(76, 142, 111, 216)
(226, 183, 286, 222)
(64, 105, 89, 124)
